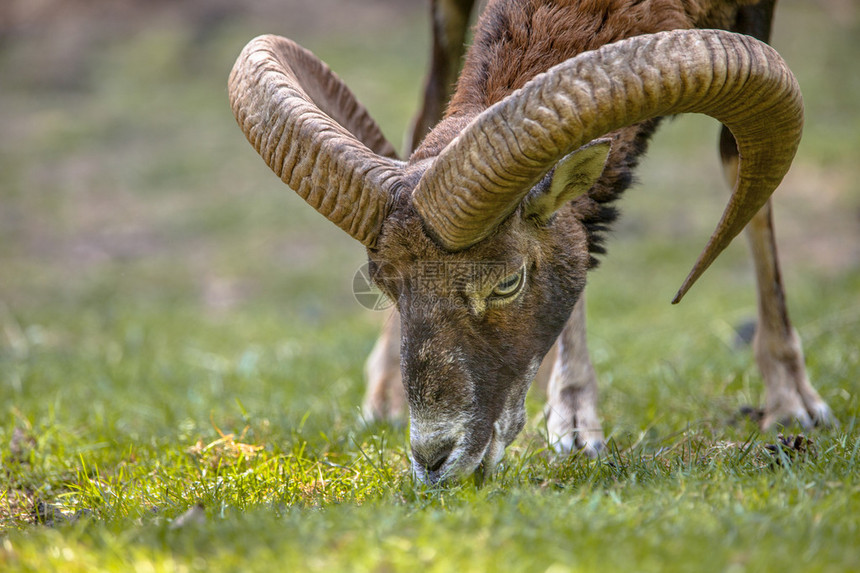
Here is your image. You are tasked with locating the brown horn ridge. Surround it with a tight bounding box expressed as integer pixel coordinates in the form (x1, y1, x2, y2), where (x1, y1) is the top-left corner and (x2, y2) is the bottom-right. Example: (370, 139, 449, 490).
(410, 29, 804, 302)
(228, 35, 403, 247)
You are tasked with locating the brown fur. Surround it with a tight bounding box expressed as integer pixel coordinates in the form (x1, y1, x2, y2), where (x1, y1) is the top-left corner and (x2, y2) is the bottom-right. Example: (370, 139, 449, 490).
(364, 0, 808, 483)
(411, 0, 757, 267)
(415, 0, 754, 157)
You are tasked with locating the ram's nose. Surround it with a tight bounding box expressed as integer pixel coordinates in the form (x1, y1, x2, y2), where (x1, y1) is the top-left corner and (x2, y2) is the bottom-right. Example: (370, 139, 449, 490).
(411, 438, 456, 484)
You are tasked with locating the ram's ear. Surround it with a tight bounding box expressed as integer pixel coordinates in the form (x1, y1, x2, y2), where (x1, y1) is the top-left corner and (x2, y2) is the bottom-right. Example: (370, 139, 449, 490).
(524, 138, 611, 223)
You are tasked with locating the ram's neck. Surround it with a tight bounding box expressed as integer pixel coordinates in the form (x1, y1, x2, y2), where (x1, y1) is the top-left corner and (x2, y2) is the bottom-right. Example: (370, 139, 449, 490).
(408, 0, 749, 166)
(448, 0, 693, 116)
(410, 0, 684, 163)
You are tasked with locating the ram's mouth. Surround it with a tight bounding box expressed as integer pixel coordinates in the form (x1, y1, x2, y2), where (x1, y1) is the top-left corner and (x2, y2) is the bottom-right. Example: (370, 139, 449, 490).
(411, 423, 514, 485)
(412, 442, 486, 485)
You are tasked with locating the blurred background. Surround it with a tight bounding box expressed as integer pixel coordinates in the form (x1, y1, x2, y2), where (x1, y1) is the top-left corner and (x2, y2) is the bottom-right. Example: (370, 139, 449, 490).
(0, 0, 430, 318)
(0, 0, 858, 430)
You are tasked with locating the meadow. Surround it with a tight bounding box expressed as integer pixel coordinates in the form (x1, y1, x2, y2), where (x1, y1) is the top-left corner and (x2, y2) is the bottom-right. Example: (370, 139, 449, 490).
(1, 0, 858, 570)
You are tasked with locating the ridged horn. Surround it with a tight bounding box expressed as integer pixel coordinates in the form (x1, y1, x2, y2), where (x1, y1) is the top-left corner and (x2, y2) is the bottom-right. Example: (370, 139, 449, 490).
(411, 29, 803, 302)
(229, 35, 403, 247)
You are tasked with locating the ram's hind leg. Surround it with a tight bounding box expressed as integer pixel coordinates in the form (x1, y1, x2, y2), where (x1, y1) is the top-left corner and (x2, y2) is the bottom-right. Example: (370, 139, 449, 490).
(406, 0, 476, 151)
(544, 295, 605, 456)
(744, 199, 833, 428)
(715, 1, 833, 428)
(720, 128, 834, 429)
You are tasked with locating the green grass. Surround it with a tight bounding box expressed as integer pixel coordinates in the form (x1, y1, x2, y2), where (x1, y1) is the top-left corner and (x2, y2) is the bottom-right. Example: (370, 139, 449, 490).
(1, 1, 859, 571)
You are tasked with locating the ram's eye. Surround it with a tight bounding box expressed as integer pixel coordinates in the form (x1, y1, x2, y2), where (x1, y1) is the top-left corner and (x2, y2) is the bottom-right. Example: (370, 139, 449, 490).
(491, 267, 525, 299)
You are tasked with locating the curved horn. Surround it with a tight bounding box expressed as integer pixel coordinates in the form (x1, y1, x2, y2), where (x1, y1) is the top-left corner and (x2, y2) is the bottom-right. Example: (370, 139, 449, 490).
(411, 29, 803, 301)
(229, 35, 403, 247)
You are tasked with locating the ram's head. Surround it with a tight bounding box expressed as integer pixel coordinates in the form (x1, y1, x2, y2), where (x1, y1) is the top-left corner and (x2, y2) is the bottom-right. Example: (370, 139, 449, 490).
(229, 30, 803, 483)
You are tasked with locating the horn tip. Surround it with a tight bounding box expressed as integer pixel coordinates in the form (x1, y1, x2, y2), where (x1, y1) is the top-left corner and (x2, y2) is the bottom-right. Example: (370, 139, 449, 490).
(672, 261, 707, 305)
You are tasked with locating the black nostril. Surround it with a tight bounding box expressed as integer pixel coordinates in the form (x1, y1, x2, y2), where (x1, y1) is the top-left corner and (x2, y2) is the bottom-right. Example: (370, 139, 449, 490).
(414, 441, 454, 474)
(427, 451, 448, 473)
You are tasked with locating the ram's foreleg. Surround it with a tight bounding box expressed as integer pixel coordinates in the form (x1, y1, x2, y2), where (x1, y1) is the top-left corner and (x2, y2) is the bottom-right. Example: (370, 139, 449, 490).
(362, 313, 407, 421)
(364, 0, 476, 422)
(544, 295, 605, 456)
